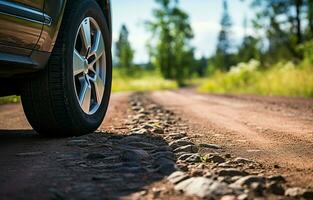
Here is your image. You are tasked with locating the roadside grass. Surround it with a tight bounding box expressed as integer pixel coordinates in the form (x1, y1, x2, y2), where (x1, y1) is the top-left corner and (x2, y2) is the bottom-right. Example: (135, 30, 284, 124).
(112, 69, 178, 92)
(0, 96, 20, 105)
(198, 60, 313, 98)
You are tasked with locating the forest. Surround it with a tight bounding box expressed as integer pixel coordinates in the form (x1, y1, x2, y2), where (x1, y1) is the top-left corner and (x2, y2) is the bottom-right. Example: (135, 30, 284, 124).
(113, 0, 313, 97)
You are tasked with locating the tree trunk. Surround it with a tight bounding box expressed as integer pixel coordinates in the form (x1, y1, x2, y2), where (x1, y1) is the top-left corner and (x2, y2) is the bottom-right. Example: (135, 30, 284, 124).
(295, 0, 303, 44)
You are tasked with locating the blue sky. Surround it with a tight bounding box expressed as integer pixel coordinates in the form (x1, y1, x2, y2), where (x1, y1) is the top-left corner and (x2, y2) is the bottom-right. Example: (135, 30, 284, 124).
(111, 0, 255, 63)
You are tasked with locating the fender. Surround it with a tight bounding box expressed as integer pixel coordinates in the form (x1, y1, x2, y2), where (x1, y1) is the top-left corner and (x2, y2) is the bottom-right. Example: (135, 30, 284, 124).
(37, 0, 112, 53)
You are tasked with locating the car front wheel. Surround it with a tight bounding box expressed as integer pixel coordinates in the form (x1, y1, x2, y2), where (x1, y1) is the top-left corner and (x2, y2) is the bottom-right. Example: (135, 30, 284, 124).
(21, 0, 112, 136)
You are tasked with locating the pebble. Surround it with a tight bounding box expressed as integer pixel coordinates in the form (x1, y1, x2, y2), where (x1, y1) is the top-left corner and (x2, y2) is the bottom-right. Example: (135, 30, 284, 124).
(167, 171, 189, 184)
(16, 151, 43, 157)
(167, 133, 186, 140)
(85, 153, 106, 160)
(268, 175, 286, 183)
(155, 158, 177, 174)
(175, 177, 232, 198)
(174, 177, 214, 198)
(120, 149, 150, 162)
(177, 153, 194, 161)
(267, 181, 285, 195)
(206, 154, 226, 163)
(185, 154, 202, 163)
(67, 139, 89, 146)
(217, 168, 249, 177)
(233, 157, 254, 164)
(199, 143, 221, 149)
(152, 127, 164, 134)
(285, 187, 313, 199)
(169, 139, 194, 150)
(230, 176, 265, 188)
(174, 144, 199, 154)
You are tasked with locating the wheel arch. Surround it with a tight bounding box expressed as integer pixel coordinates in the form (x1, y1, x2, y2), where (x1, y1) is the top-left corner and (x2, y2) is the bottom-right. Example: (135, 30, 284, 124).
(38, 0, 112, 53)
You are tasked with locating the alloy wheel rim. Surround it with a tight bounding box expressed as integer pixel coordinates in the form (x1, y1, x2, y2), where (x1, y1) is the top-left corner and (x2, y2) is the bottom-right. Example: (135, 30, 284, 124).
(73, 17, 106, 115)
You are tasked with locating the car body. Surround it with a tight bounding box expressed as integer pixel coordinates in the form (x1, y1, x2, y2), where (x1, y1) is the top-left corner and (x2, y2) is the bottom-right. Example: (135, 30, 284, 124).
(0, 0, 111, 94)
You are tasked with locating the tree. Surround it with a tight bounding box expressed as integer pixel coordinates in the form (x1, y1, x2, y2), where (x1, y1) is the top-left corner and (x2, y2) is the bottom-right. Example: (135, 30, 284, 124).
(251, 0, 306, 62)
(146, 0, 194, 86)
(236, 16, 261, 63)
(115, 24, 134, 74)
(214, 0, 234, 71)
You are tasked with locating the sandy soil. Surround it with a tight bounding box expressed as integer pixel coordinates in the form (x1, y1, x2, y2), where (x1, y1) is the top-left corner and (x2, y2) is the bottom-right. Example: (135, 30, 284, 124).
(151, 89, 313, 188)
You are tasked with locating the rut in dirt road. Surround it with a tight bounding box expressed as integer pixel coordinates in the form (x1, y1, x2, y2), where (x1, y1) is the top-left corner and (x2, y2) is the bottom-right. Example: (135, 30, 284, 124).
(151, 90, 313, 187)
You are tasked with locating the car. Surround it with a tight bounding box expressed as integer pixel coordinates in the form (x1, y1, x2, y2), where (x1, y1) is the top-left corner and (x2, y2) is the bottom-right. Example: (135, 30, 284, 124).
(0, 0, 112, 136)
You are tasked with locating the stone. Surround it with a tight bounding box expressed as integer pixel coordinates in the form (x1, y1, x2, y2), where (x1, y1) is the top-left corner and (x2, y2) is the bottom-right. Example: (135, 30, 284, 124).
(206, 154, 226, 163)
(155, 158, 177, 174)
(141, 124, 154, 129)
(237, 193, 249, 200)
(133, 129, 150, 135)
(152, 127, 164, 134)
(67, 139, 89, 147)
(177, 163, 189, 172)
(175, 177, 232, 198)
(190, 169, 204, 177)
(174, 145, 199, 154)
(267, 181, 285, 195)
(174, 177, 214, 198)
(127, 141, 156, 148)
(167, 171, 189, 184)
(85, 153, 106, 160)
(217, 168, 249, 177)
(120, 136, 143, 143)
(220, 195, 237, 200)
(16, 152, 43, 157)
(268, 175, 286, 183)
(169, 139, 194, 150)
(233, 157, 254, 164)
(199, 143, 221, 149)
(120, 149, 150, 162)
(185, 154, 202, 163)
(285, 187, 313, 199)
(250, 182, 264, 197)
(230, 176, 265, 188)
(167, 133, 186, 140)
(177, 153, 194, 161)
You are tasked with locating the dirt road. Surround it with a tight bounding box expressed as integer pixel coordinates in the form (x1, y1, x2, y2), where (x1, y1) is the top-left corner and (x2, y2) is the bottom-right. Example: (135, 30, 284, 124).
(0, 90, 313, 199)
(151, 90, 313, 187)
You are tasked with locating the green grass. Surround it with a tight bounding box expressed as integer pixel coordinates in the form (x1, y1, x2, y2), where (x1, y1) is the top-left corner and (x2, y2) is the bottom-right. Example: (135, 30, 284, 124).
(0, 96, 20, 105)
(112, 69, 178, 92)
(198, 60, 313, 98)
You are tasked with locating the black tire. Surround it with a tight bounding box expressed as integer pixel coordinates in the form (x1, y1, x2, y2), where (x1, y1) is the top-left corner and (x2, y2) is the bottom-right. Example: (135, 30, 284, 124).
(21, 0, 112, 137)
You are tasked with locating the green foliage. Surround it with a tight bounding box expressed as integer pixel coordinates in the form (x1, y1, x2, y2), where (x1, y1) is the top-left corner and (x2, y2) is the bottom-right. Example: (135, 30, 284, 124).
(0, 96, 20, 105)
(250, 0, 310, 62)
(237, 36, 261, 63)
(112, 68, 177, 92)
(199, 60, 313, 97)
(146, 0, 195, 86)
(115, 24, 135, 75)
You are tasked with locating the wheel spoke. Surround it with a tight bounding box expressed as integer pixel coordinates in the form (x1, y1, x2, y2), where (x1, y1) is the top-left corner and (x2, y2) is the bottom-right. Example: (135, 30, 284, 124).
(91, 31, 105, 60)
(80, 18, 91, 49)
(93, 74, 105, 104)
(79, 79, 91, 112)
(73, 50, 85, 75)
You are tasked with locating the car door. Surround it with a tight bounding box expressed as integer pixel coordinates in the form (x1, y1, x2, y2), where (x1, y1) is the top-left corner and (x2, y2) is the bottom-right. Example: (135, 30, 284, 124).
(0, 0, 45, 55)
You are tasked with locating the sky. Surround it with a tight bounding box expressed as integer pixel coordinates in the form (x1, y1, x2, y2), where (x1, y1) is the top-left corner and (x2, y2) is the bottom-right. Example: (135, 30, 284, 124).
(111, 0, 255, 63)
